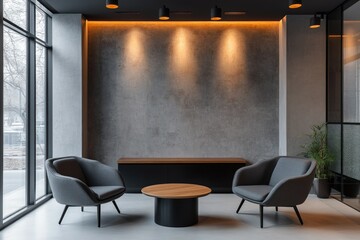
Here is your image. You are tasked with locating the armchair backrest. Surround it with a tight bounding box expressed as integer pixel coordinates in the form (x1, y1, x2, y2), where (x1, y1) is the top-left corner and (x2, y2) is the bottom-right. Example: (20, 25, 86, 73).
(53, 157, 87, 184)
(269, 157, 312, 187)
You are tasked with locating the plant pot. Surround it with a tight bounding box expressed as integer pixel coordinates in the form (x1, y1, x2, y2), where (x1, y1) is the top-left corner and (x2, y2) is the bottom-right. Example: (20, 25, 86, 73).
(313, 178, 331, 198)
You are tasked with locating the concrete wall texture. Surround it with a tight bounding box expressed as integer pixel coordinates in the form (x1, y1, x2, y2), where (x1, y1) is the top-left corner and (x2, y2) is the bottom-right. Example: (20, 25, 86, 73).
(87, 22, 279, 166)
(282, 16, 326, 156)
(52, 14, 84, 157)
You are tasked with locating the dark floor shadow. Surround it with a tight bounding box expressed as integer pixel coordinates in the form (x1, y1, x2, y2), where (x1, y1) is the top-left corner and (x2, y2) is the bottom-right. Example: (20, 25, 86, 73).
(234, 211, 283, 229)
(197, 215, 243, 228)
(234, 209, 312, 229)
(71, 206, 150, 226)
(236, 209, 360, 229)
(101, 213, 149, 228)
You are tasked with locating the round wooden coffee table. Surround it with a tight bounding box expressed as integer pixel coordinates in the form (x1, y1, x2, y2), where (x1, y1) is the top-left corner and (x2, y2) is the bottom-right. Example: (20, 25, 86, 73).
(142, 183, 211, 227)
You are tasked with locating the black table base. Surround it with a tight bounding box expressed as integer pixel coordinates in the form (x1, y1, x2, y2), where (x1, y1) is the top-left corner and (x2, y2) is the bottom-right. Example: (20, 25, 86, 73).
(154, 198, 198, 227)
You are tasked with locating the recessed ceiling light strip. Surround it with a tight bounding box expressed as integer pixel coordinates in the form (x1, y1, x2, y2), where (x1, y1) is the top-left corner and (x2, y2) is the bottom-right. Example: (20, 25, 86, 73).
(224, 11, 247, 16)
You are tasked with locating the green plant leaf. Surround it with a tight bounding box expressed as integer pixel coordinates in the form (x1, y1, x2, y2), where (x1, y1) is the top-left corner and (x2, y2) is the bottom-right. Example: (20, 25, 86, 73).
(302, 123, 334, 179)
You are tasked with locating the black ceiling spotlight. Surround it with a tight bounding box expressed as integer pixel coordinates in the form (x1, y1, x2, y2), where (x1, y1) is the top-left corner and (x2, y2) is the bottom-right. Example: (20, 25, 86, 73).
(211, 6, 222, 21)
(289, 0, 302, 9)
(310, 13, 324, 29)
(106, 0, 119, 9)
(159, 5, 170, 20)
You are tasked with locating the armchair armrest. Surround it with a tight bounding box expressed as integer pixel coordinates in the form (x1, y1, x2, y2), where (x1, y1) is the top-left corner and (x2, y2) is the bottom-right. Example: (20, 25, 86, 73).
(232, 157, 278, 187)
(78, 158, 126, 187)
(262, 161, 316, 206)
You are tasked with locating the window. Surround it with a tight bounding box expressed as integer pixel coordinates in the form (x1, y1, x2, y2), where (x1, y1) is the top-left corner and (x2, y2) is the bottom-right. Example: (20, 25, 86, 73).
(1, 0, 52, 228)
(3, 27, 28, 218)
(36, 7, 46, 41)
(3, 0, 27, 30)
(35, 43, 46, 199)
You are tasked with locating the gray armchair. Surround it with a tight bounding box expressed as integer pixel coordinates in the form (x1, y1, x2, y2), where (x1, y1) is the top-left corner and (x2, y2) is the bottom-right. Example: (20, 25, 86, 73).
(45, 156, 126, 227)
(232, 156, 316, 228)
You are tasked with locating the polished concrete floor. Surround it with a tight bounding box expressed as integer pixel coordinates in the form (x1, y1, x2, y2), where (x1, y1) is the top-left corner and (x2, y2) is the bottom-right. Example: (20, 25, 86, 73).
(0, 194, 359, 240)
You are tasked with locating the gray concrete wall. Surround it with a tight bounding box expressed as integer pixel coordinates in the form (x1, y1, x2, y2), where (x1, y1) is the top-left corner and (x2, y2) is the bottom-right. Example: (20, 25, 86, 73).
(52, 14, 84, 157)
(87, 22, 279, 167)
(279, 15, 326, 156)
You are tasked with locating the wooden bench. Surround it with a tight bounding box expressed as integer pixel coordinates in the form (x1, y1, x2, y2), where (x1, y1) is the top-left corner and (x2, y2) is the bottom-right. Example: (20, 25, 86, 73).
(117, 158, 247, 193)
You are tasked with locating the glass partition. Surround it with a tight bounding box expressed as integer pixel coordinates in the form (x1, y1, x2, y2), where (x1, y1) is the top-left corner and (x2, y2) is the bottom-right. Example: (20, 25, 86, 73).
(327, 124, 341, 173)
(343, 2, 360, 123)
(342, 0, 360, 209)
(327, 0, 360, 211)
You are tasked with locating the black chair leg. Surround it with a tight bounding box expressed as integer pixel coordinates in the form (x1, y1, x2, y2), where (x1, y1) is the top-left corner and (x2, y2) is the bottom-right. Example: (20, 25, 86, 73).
(97, 205, 101, 228)
(260, 205, 264, 228)
(81, 206, 84, 212)
(112, 201, 121, 214)
(293, 206, 303, 225)
(275, 206, 278, 212)
(236, 199, 245, 213)
(59, 205, 69, 225)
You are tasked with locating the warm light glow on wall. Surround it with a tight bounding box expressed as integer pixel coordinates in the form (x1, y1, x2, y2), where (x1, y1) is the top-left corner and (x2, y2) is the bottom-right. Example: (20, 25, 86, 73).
(87, 21, 278, 95)
(123, 28, 147, 88)
(169, 28, 198, 94)
(217, 29, 246, 94)
(88, 21, 278, 28)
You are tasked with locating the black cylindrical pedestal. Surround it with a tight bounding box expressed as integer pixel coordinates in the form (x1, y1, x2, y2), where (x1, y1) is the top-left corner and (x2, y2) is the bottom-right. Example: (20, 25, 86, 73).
(154, 198, 198, 227)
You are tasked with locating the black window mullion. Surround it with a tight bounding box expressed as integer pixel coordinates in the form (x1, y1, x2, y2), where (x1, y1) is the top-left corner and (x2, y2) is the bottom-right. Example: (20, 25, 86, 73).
(26, 1, 36, 206)
(31, 0, 55, 16)
(45, 14, 52, 159)
(340, 4, 344, 201)
(3, 19, 50, 48)
(46, 14, 52, 46)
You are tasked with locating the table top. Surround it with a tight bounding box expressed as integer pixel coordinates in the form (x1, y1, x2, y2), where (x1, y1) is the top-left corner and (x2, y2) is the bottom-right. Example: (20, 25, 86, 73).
(141, 183, 212, 199)
(118, 158, 247, 164)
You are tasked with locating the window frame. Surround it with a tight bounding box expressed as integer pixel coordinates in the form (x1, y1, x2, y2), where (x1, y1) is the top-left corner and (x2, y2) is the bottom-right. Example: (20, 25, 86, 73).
(0, 0, 53, 229)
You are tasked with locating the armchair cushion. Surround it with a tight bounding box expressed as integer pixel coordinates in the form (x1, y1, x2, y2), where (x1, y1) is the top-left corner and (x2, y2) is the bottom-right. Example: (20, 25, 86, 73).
(90, 186, 126, 201)
(53, 158, 87, 184)
(233, 185, 273, 202)
(269, 157, 311, 187)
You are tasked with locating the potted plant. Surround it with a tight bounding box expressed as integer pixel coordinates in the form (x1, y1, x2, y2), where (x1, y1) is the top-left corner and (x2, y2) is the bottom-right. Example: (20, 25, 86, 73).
(303, 123, 334, 198)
